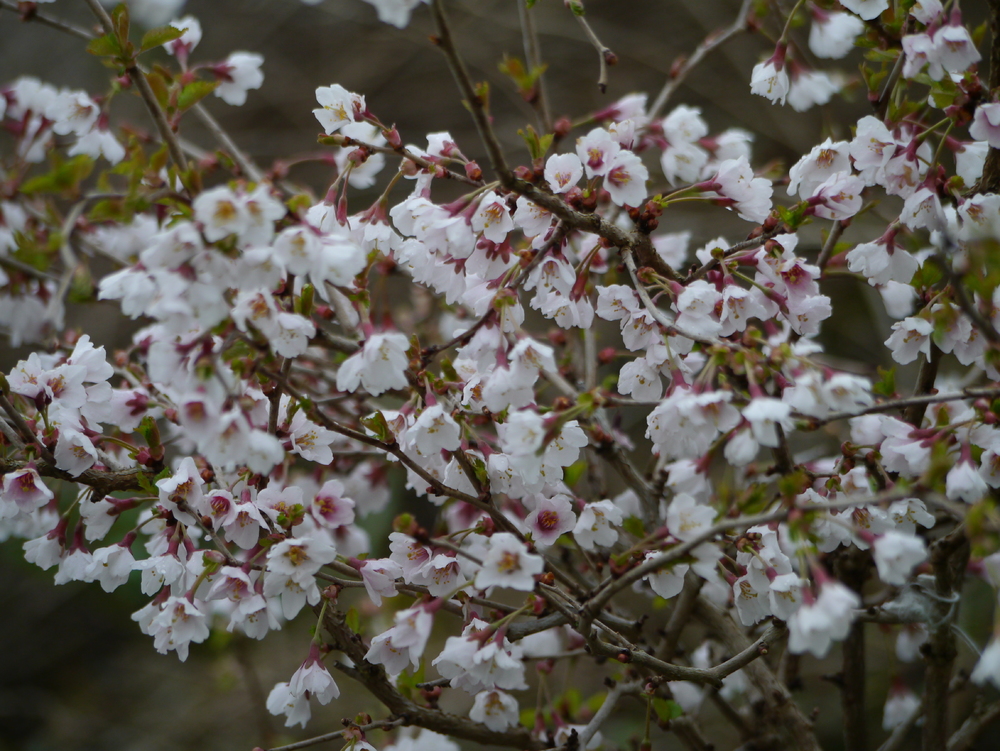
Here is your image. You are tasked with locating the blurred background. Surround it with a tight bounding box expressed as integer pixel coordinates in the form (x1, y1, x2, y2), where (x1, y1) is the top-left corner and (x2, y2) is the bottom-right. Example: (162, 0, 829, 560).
(1, 0, 997, 749)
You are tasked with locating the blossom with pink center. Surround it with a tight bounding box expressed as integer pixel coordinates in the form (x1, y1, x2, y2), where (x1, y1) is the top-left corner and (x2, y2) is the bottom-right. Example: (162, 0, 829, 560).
(603, 149, 648, 207)
(544, 152, 584, 193)
(1, 466, 53, 516)
(475, 532, 544, 591)
(525, 494, 577, 547)
(575, 127, 621, 178)
(311, 479, 356, 529)
(359, 558, 403, 606)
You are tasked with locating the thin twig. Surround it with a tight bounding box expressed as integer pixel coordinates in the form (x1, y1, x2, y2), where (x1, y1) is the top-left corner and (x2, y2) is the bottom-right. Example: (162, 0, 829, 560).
(0, 0, 95, 40)
(648, 0, 753, 120)
(572, 12, 617, 93)
(192, 103, 265, 183)
(82, 0, 189, 174)
(517, 0, 552, 132)
(266, 717, 406, 751)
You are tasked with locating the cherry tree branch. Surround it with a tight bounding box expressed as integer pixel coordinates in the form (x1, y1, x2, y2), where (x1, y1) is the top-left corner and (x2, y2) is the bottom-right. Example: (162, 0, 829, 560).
(81, 0, 189, 174)
(571, 11, 617, 93)
(320, 607, 548, 750)
(0, 0, 94, 40)
(266, 717, 406, 751)
(948, 698, 1000, 751)
(648, 0, 754, 120)
(516, 0, 552, 133)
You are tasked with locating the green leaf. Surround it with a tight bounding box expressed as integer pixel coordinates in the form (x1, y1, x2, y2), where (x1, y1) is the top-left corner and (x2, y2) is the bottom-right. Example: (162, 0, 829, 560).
(86, 33, 122, 57)
(111, 3, 130, 47)
(140, 25, 183, 52)
(872, 366, 896, 398)
(652, 697, 684, 722)
(177, 80, 218, 111)
(360, 411, 394, 444)
(622, 515, 645, 539)
(517, 124, 554, 161)
(345, 607, 361, 634)
(20, 155, 95, 195)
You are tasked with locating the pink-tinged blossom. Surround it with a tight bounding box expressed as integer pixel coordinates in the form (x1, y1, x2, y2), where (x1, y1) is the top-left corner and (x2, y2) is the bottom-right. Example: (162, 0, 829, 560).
(469, 690, 519, 732)
(1, 466, 53, 515)
(872, 531, 927, 585)
(433, 620, 527, 693)
(257, 485, 306, 527)
(214, 52, 264, 106)
(313, 83, 365, 134)
(933, 24, 981, 74)
(525, 494, 577, 547)
(54, 428, 98, 477)
(899, 187, 945, 232)
(544, 152, 584, 193)
(604, 149, 649, 207)
(573, 499, 623, 550)
(576, 128, 621, 178)
(750, 57, 789, 105)
(337, 332, 410, 396)
(472, 191, 514, 243)
(311, 480, 356, 530)
(958, 194, 1000, 241)
(675, 280, 723, 338)
(475, 532, 544, 591)
(886, 317, 933, 364)
(289, 652, 340, 705)
(366, 605, 433, 675)
(910, 0, 943, 23)
(163, 15, 201, 58)
(811, 173, 865, 220)
(970, 103, 1000, 148)
(156, 457, 204, 526)
(850, 116, 897, 185)
(788, 139, 851, 199)
(788, 581, 860, 657)
(148, 596, 211, 661)
(359, 558, 403, 606)
(708, 157, 773, 223)
(231, 290, 315, 359)
(841, 0, 889, 20)
(809, 11, 864, 59)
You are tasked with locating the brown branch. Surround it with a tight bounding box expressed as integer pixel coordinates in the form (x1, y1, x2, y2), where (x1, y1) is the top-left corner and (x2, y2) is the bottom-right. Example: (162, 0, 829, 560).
(693, 597, 821, 751)
(948, 698, 1000, 751)
(516, 0, 552, 133)
(921, 527, 970, 751)
(683, 228, 781, 283)
(266, 717, 405, 751)
(834, 547, 870, 751)
(0, 0, 95, 40)
(648, 0, 753, 120)
(572, 11, 616, 93)
(192, 104, 265, 184)
(804, 385, 1000, 428)
(320, 607, 547, 750)
(82, 0, 188, 174)
(904, 343, 944, 426)
(817, 219, 847, 273)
